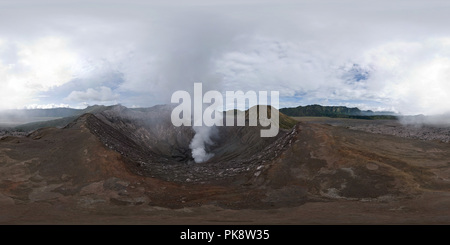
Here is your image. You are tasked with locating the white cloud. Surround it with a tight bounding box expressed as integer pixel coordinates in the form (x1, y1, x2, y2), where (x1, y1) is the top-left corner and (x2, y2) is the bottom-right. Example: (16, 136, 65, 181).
(23, 103, 70, 109)
(0, 37, 81, 109)
(213, 35, 450, 115)
(2, 1, 450, 114)
(358, 39, 450, 115)
(65, 86, 120, 102)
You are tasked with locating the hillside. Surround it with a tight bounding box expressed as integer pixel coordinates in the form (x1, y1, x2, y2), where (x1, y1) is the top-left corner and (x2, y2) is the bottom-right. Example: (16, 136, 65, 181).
(280, 104, 397, 119)
(1, 104, 397, 130)
(1, 104, 450, 224)
(11, 105, 114, 132)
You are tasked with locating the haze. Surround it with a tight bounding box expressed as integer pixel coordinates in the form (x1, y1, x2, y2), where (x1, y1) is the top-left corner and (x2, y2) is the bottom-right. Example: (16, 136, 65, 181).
(1, 0, 450, 115)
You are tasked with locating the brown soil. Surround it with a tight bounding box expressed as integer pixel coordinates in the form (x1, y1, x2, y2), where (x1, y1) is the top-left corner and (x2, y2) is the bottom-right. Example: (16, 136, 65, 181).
(0, 111, 449, 224)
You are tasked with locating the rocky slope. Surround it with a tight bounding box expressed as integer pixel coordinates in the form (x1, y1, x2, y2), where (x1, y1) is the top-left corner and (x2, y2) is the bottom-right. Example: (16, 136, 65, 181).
(0, 105, 449, 224)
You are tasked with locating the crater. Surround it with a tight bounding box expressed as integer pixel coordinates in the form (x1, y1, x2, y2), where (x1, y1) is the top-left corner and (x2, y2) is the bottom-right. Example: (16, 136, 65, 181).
(81, 105, 299, 182)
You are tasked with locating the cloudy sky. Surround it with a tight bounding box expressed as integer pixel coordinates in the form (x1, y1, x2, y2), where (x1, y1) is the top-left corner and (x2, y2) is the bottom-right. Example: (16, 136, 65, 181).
(1, 0, 450, 115)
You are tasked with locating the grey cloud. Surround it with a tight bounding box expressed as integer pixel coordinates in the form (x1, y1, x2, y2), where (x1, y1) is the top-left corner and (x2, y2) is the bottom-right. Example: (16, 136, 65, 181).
(2, 0, 450, 114)
(65, 87, 119, 102)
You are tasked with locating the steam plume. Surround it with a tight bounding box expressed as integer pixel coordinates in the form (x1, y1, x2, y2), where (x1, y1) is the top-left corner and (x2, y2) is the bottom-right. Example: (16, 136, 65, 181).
(190, 125, 216, 163)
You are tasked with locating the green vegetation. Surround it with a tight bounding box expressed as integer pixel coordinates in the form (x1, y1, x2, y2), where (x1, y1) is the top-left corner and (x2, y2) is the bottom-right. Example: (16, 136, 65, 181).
(245, 105, 298, 129)
(280, 104, 397, 120)
(8, 104, 397, 133)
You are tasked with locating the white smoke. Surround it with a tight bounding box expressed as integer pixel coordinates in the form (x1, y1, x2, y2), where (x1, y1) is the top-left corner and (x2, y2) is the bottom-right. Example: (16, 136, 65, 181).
(399, 114, 450, 127)
(190, 125, 217, 163)
(188, 107, 223, 163)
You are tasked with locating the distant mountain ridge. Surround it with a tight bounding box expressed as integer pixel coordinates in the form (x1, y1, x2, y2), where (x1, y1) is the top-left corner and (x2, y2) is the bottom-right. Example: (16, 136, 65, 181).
(0, 108, 79, 118)
(280, 104, 397, 119)
(11, 104, 298, 132)
(0, 105, 113, 130)
(1, 104, 397, 130)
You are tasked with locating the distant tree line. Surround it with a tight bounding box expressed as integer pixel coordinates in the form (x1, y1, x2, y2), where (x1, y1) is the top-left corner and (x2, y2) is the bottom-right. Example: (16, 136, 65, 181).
(280, 104, 397, 120)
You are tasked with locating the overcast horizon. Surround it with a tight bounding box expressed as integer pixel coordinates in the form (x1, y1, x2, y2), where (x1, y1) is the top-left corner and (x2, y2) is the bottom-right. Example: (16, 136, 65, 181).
(2, 0, 450, 115)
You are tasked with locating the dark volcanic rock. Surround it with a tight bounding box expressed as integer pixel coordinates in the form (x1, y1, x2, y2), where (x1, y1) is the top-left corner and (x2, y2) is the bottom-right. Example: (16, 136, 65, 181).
(82, 105, 297, 182)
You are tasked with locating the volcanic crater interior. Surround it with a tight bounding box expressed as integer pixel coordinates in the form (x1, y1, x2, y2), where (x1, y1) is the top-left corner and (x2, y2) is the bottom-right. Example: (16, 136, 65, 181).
(84, 105, 297, 182)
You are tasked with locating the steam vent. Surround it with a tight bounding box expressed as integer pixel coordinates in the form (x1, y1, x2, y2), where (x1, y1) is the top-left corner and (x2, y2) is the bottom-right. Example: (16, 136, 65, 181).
(1, 104, 450, 224)
(85, 105, 298, 182)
